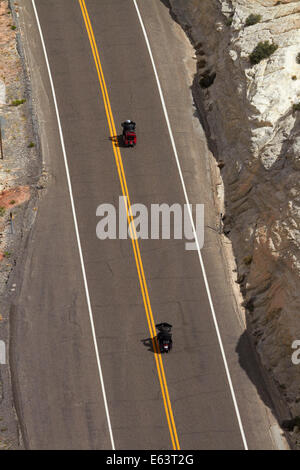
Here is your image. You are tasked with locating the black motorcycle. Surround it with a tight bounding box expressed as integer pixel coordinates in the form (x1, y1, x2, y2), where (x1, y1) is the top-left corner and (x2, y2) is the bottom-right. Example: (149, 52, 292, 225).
(156, 323, 173, 353)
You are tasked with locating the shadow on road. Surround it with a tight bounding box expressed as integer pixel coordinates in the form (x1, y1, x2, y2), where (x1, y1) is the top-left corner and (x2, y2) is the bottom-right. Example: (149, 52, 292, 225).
(141, 336, 159, 354)
(236, 330, 292, 432)
(236, 331, 274, 409)
(109, 134, 126, 148)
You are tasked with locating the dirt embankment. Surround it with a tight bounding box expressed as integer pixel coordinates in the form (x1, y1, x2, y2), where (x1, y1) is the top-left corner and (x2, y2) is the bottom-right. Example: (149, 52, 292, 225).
(0, 0, 42, 450)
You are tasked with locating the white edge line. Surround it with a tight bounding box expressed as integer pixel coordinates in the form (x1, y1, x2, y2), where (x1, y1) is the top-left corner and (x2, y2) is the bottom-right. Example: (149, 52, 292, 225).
(133, 0, 248, 450)
(31, 0, 115, 450)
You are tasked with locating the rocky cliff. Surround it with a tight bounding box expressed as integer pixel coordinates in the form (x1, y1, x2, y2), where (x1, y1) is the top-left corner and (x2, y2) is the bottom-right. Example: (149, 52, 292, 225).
(167, 0, 300, 444)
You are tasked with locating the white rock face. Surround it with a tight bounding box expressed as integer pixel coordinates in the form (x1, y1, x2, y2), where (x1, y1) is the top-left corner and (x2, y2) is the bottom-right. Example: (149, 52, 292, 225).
(169, 0, 300, 435)
(0, 80, 6, 105)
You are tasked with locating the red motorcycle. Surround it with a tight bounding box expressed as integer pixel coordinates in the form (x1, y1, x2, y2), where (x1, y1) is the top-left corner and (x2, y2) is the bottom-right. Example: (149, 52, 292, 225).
(123, 130, 136, 147)
(122, 120, 136, 147)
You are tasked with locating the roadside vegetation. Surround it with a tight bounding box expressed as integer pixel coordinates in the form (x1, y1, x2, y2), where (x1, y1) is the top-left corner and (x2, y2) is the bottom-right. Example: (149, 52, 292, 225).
(249, 41, 278, 65)
(293, 103, 300, 112)
(243, 255, 253, 266)
(9, 99, 26, 107)
(245, 14, 262, 27)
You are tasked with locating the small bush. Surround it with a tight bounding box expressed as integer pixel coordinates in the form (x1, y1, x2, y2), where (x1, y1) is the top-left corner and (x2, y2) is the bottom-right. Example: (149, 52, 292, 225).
(293, 103, 300, 112)
(245, 14, 262, 27)
(225, 12, 234, 27)
(0, 207, 5, 217)
(10, 99, 26, 107)
(9, 200, 15, 205)
(296, 53, 300, 64)
(249, 41, 278, 65)
(3, 252, 10, 259)
(10, 25, 16, 31)
(243, 255, 253, 266)
(292, 75, 297, 80)
(28, 141, 35, 148)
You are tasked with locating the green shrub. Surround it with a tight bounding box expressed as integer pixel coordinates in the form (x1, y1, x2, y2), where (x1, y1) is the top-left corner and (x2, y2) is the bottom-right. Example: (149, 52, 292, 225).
(249, 41, 278, 65)
(28, 141, 35, 148)
(225, 12, 234, 27)
(245, 14, 262, 27)
(0, 207, 5, 217)
(10, 99, 26, 107)
(11, 25, 16, 31)
(243, 255, 253, 266)
(293, 103, 300, 112)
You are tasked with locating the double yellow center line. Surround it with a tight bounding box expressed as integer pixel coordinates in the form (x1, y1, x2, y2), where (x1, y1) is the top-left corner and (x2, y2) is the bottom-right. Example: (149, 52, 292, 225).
(78, 0, 180, 450)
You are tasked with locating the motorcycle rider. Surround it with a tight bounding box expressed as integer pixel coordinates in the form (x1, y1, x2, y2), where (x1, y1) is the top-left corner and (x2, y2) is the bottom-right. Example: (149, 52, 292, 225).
(122, 119, 136, 135)
(156, 323, 173, 352)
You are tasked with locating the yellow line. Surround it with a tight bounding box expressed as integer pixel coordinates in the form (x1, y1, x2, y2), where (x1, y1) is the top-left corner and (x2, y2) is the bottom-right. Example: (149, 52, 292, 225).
(78, 2, 179, 450)
(79, 0, 180, 450)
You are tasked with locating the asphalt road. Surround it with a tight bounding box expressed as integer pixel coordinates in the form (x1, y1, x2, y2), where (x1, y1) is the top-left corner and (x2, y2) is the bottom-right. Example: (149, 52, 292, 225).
(11, 0, 280, 449)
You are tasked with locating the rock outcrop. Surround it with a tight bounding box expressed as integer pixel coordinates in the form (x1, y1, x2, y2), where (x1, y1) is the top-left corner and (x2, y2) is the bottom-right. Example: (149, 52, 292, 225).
(168, 0, 300, 444)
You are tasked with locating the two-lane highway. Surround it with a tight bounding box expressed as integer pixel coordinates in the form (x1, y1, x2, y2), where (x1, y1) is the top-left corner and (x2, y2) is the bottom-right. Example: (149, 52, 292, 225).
(12, 0, 278, 449)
